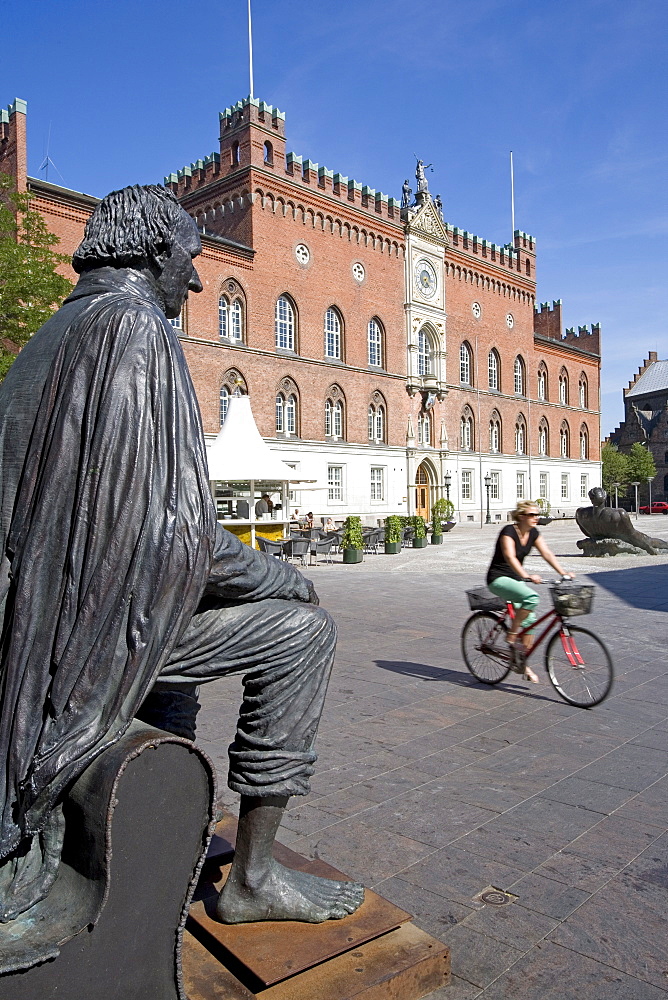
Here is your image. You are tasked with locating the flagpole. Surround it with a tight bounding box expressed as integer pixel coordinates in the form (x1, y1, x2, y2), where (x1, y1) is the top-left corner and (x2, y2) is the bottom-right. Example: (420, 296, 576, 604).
(510, 150, 515, 242)
(248, 0, 254, 99)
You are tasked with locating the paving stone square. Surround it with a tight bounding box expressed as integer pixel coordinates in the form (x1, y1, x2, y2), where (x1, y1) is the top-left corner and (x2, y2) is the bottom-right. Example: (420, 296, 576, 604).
(196, 520, 668, 998)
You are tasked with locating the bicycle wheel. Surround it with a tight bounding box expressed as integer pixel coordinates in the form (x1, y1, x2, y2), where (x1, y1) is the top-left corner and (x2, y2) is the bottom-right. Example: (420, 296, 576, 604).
(545, 625, 613, 708)
(461, 611, 512, 684)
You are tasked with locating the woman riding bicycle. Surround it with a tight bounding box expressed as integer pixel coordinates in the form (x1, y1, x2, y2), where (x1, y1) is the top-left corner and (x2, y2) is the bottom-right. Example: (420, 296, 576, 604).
(486, 501, 573, 683)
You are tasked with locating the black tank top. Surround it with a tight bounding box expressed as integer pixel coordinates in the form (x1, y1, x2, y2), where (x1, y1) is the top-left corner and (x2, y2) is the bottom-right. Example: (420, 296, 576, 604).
(487, 524, 539, 584)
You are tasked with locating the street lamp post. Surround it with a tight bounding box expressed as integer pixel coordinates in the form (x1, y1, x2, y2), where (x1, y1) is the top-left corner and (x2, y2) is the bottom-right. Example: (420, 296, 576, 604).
(612, 482, 620, 508)
(484, 472, 492, 524)
(443, 472, 451, 504)
(647, 476, 654, 514)
(631, 481, 640, 519)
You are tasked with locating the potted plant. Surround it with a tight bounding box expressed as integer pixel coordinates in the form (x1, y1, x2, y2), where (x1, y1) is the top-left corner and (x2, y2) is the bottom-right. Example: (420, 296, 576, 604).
(341, 515, 364, 564)
(430, 498, 453, 544)
(535, 497, 553, 526)
(411, 515, 428, 548)
(384, 515, 402, 554)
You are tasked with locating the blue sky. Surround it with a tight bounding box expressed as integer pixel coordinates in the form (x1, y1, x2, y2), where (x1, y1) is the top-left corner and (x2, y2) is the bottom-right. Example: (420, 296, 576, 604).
(1, 0, 666, 434)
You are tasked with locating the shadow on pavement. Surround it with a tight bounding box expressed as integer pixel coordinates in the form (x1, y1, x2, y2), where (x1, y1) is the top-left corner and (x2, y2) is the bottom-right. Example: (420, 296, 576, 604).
(373, 659, 555, 703)
(587, 564, 668, 613)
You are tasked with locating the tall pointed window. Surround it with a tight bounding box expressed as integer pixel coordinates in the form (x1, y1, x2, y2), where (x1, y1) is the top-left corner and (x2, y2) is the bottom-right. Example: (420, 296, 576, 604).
(514, 356, 525, 395)
(580, 424, 588, 459)
(560, 421, 570, 457)
(489, 412, 501, 453)
(324, 307, 342, 359)
(275, 296, 295, 351)
(220, 386, 229, 426)
(515, 416, 527, 455)
(579, 374, 588, 408)
(460, 342, 472, 385)
(418, 413, 432, 447)
(538, 419, 549, 456)
(488, 350, 500, 390)
(537, 364, 548, 401)
(325, 389, 344, 440)
(559, 368, 569, 405)
(460, 408, 474, 451)
(417, 329, 432, 376)
(368, 318, 383, 367)
(219, 296, 229, 339)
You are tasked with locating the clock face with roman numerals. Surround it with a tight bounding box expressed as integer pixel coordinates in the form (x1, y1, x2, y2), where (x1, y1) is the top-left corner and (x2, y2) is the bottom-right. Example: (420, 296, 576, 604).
(414, 258, 437, 299)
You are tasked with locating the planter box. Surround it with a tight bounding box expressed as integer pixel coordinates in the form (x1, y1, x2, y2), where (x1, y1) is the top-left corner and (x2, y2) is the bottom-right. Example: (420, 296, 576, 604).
(431, 534, 443, 545)
(343, 548, 363, 564)
(412, 537, 428, 548)
(384, 541, 401, 554)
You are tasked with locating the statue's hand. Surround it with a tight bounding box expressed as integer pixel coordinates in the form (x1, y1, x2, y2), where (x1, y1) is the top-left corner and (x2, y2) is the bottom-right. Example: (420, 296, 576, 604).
(304, 579, 320, 605)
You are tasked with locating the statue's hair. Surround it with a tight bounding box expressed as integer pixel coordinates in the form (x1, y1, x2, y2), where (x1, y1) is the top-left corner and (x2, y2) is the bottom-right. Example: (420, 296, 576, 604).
(72, 185, 185, 273)
(510, 500, 540, 523)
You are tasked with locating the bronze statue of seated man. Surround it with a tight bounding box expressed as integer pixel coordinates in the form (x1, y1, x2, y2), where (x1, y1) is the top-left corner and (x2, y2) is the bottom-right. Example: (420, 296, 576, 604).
(0, 186, 363, 935)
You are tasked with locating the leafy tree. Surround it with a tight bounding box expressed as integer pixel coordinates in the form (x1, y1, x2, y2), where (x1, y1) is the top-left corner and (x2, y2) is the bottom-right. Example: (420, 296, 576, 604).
(601, 443, 630, 499)
(0, 173, 73, 380)
(627, 441, 656, 485)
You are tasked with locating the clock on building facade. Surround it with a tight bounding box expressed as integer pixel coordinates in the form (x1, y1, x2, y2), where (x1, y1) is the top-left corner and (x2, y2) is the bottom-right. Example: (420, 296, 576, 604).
(414, 258, 438, 299)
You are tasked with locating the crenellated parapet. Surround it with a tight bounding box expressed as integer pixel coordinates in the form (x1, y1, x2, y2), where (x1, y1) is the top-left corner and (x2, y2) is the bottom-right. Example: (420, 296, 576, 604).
(444, 224, 535, 277)
(534, 300, 601, 356)
(283, 151, 401, 220)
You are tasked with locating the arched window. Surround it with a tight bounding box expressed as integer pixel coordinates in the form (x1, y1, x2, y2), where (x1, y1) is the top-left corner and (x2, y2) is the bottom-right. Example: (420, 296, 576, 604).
(263, 140, 273, 165)
(220, 386, 229, 426)
(579, 375, 588, 409)
(580, 424, 588, 459)
(368, 318, 383, 367)
(488, 350, 500, 391)
(559, 369, 569, 405)
(489, 412, 501, 453)
(285, 395, 297, 434)
(218, 295, 229, 338)
(276, 379, 299, 436)
(231, 299, 243, 340)
(275, 296, 295, 351)
(537, 364, 548, 401)
(219, 368, 248, 428)
(460, 342, 472, 385)
(325, 388, 344, 439)
(515, 416, 527, 455)
(418, 413, 432, 447)
(538, 419, 549, 456)
(231, 141, 240, 166)
(368, 395, 386, 443)
(560, 421, 570, 457)
(417, 328, 432, 376)
(324, 307, 342, 359)
(460, 408, 474, 451)
(514, 356, 525, 395)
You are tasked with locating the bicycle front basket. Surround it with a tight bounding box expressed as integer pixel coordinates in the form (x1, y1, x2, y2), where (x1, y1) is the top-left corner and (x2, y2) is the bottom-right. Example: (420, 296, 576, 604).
(550, 584, 594, 617)
(466, 587, 506, 613)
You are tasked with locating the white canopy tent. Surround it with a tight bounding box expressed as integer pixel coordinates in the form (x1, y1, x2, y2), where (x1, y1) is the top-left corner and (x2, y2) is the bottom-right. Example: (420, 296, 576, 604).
(206, 394, 317, 546)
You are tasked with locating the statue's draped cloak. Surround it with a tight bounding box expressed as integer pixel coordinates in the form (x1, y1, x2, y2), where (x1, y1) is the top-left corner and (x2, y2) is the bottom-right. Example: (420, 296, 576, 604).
(0, 269, 304, 860)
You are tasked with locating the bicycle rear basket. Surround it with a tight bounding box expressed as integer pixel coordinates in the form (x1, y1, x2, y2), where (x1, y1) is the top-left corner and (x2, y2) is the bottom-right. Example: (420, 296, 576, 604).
(466, 587, 506, 612)
(550, 584, 594, 617)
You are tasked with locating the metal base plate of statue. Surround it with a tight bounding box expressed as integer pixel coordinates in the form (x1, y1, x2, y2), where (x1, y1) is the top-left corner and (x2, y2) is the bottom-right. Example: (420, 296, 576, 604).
(182, 812, 450, 1000)
(0, 722, 215, 1000)
(576, 487, 668, 556)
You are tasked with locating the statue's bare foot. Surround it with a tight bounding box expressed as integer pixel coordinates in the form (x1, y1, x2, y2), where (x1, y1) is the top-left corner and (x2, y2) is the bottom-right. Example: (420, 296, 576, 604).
(215, 860, 365, 923)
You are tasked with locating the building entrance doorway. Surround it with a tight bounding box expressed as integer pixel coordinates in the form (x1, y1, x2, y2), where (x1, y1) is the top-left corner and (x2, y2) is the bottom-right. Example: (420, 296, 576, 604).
(415, 464, 431, 521)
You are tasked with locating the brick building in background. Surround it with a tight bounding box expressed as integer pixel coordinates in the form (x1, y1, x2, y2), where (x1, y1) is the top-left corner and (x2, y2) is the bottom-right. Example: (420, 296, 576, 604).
(608, 352, 668, 500)
(1, 95, 602, 522)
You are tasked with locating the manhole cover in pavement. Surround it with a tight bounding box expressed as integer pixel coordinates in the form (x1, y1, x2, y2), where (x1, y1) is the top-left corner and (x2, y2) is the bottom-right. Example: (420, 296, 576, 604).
(473, 886, 518, 907)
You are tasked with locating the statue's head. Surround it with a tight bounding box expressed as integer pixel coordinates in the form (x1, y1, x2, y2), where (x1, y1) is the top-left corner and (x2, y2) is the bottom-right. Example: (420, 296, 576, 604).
(73, 185, 202, 318)
(589, 486, 607, 506)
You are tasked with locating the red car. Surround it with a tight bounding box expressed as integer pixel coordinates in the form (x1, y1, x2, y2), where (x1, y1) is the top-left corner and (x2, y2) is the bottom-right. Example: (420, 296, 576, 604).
(639, 501, 668, 514)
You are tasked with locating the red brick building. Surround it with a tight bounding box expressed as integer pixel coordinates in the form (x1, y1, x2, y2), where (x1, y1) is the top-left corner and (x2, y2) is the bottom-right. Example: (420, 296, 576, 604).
(1, 94, 602, 522)
(608, 352, 668, 500)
